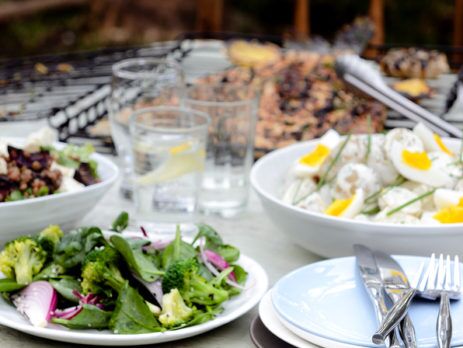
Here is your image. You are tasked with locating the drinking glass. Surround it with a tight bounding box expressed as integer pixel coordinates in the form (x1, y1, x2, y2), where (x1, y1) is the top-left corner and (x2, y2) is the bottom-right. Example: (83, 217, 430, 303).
(129, 106, 210, 226)
(109, 58, 184, 198)
(184, 83, 258, 217)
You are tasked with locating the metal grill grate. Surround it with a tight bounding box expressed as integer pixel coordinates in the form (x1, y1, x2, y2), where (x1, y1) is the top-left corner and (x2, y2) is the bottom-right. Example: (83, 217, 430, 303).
(0, 42, 179, 153)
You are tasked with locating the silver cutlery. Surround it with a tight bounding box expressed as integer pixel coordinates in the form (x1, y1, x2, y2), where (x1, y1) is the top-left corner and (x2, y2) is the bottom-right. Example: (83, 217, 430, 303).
(353, 244, 400, 347)
(416, 254, 461, 348)
(374, 253, 462, 347)
(373, 250, 417, 348)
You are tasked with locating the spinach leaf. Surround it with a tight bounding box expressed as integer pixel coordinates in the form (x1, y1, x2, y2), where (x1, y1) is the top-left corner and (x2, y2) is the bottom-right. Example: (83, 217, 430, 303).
(49, 277, 82, 303)
(54, 227, 105, 269)
(232, 265, 248, 285)
(193, 224, 239, 263)
(0, 278, 24, 292)
(109, 283, 162, 334)
(111, 212, 129, 233)
(110, 235, 163, 282)
(52, 304, 112, 330)
(192, 224, 223, 248)
(161, 227, 196, 270)
(216, 244, 240, 263)
(33, 263, 65, 280)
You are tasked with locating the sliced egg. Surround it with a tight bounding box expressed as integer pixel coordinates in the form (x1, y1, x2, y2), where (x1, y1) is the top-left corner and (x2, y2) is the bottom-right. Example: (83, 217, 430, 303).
(324, 189, 364, 218)
(433, 205, 463, 224)
(413, 123, 454, 156)
(433, 188, 463, 209)
(385, 128, 423, 156)
(389, 142, 452, 187)
(421, 211, 441, 225)
(293, 129, 340, 177)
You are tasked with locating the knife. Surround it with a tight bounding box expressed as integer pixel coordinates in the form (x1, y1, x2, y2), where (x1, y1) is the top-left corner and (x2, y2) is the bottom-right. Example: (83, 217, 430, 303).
(353, 245, 401, 348)
(373, 250, 417, 348)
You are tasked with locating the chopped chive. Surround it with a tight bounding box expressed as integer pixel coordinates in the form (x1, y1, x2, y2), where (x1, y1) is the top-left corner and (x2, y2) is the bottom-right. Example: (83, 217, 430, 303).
(291, 179, 303, 205)
(365, 114, 372, 162)
(364, 175, 406, 204)
(316, 134, 351, 191)
(386, 189, 436, 217)
(361, 206, 380, 215)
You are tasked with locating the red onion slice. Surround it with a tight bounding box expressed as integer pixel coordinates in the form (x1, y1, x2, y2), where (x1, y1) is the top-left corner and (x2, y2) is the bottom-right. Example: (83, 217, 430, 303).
(53, 306, 83, 320)
(13, 281, 57, 327)
(198, 238, 245, 290)
(204, 249, 237, 282)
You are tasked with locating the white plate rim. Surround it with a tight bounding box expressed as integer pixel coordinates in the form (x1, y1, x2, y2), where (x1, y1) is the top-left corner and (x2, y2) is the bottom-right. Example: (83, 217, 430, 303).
(259, 289, 317, 348)
(0, 254, 268, 346)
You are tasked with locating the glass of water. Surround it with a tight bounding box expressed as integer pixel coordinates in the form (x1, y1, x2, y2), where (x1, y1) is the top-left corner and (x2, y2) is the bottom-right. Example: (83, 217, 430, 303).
(129, 106, 210, 226)
(184, 83, 258, 217)
(109, 58, 184, 198)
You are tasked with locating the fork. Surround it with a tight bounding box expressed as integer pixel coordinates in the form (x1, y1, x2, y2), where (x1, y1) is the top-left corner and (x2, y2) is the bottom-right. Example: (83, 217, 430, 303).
(416, 254, 461, 348)
(373, 254, 461, 347)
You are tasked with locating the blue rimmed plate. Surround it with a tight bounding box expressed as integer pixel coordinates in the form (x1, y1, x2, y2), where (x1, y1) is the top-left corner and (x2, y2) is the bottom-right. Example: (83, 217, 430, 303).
(272, 256, 463, 347)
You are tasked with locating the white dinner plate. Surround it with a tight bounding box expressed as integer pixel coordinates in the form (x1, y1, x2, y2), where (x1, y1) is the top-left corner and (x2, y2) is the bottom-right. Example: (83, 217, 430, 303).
(259, 290, 317, 348)
(272, 256, 463, 347)
(0, 254, 268, 346)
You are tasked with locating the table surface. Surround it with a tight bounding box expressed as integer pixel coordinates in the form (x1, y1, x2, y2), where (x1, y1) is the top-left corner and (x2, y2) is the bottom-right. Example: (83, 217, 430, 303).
(0, 158, 322, 348)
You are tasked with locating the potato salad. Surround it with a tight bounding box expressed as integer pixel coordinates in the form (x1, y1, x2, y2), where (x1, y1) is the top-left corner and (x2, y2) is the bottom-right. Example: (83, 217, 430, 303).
(282, 122, 463, 224)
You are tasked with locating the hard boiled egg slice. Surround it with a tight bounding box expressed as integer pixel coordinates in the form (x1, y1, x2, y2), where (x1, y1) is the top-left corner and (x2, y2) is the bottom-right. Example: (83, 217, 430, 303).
(433, 205, 463, 224)
(324, 189, 364, 219)
(390, 142, 452, 187)
(385, 128, 424, 156)
(294, 129, 340, 177)
(433, 188, 463, 209)
(413, 123, 454, 156)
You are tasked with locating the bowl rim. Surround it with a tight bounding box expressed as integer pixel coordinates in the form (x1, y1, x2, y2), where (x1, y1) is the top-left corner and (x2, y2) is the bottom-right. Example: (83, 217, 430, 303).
(0, 138, 119, 207)
(250, 135, 463, 232)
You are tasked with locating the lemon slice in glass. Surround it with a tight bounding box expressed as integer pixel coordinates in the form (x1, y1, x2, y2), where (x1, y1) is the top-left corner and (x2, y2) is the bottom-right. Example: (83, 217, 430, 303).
(135, 141, 205, 186)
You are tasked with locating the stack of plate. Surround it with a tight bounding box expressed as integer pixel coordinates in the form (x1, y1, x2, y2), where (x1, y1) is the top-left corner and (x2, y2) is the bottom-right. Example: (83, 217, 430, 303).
(251, 256, 463, 348)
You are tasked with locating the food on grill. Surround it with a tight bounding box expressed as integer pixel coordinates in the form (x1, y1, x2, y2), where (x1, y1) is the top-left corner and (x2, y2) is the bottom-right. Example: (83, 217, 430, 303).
(380, 48, 449, 79)
(392, 78, 432, 100)
(0, 128, 100, 202)
(332, 17, 375, 54)
(283, 123, 463, 224)
(228, 40, 281, 68)
(202, 50, 387, 157)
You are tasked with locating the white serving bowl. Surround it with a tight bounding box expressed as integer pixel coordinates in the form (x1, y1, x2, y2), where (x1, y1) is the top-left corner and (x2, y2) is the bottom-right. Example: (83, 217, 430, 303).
(0, 139, 118, 244)
(251, 136, 463, 258)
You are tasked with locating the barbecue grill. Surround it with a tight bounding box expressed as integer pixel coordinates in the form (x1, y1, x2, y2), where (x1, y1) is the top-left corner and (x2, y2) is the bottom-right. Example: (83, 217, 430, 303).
(0, 36, 461, 155)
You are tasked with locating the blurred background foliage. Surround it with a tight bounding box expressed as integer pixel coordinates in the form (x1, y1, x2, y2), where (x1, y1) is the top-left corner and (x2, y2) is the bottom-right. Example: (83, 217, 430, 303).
(0, 0, 456, 58)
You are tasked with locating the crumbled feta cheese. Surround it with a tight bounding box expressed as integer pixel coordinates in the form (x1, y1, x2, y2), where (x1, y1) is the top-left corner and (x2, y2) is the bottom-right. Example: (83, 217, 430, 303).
(24, 127, 58, 152)
(0, 158, 7, 175)
(59, 177, 85, 193)
(51, 161, 75, 178)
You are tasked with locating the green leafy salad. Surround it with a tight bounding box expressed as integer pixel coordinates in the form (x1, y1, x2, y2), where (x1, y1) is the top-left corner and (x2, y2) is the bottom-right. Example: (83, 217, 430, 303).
(0, 213, 247, 333)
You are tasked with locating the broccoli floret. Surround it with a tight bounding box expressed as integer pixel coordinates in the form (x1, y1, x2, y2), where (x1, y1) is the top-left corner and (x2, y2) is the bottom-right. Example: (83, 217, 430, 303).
(159, 289, 193, 328)
(162, 259, 229, 306)
(0, 237, 47, 285)
(38, 225, 63, 253)
(81, 245, 126, 297)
